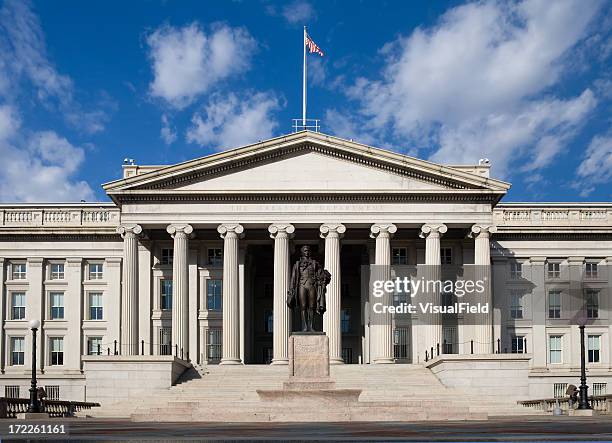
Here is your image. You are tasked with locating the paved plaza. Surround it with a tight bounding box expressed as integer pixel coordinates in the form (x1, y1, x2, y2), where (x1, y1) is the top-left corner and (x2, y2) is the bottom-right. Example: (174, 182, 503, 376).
(2, 416, 612, 441)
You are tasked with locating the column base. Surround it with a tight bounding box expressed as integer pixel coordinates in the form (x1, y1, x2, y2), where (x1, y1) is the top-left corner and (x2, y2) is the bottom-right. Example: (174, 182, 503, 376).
(219, 358, 243, 365)
(330, 358, 344, 365)
(373, 357, 395, 364)
(271, 358, 289, 365)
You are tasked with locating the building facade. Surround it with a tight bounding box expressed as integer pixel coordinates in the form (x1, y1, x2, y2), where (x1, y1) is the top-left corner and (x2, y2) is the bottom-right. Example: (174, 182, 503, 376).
(0, 131, 610, 401)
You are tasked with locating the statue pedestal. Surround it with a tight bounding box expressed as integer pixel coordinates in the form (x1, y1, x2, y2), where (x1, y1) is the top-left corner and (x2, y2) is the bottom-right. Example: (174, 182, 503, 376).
(257, 332, 361, 404)
(284, 332, 335, 390)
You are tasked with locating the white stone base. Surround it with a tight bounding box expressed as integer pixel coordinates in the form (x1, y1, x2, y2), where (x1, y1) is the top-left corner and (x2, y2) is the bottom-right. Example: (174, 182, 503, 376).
(82, 355, 191, 404)
(425, 354, 531, 400)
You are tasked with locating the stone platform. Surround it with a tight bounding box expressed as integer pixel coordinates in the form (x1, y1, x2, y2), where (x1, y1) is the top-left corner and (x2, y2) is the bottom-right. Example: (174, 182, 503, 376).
(257, 332, 362, 404)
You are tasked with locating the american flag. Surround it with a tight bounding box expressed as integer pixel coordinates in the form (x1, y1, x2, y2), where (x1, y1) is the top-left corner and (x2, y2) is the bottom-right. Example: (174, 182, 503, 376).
(305, 33, 324, 57)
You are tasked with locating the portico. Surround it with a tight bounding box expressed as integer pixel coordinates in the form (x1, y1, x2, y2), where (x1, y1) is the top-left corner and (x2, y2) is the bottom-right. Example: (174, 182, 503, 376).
(105, 131, 509, 365)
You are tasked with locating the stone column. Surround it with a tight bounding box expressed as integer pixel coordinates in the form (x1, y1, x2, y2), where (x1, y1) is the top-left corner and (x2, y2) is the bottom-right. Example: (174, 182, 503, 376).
(269, 223, 295, 365)
(218, 223, 244, 365)
(320, 223, 346, 364)
(117, 224, 142, 355)
(370, 223, 397, 364)
(419, 223, 447, 359)
(167, 224, 193, 360)
(471, 224, 496, 354)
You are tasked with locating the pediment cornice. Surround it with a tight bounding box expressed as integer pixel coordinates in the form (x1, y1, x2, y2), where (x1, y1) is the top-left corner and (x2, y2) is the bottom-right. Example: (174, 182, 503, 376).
(104, 132, 510, 200)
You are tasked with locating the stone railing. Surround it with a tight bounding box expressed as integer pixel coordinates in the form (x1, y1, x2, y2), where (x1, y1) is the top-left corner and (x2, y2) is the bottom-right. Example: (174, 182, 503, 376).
(0, 397, 100, 418)
(494, 205, 612, 228)
(0, 205, 120, 229)
(519, 395, 612, 413)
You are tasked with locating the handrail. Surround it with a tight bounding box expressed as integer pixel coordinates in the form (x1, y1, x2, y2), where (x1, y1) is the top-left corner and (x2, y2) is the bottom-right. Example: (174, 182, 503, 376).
(519, 394, 612, 412)
(0, 397, 100, 418)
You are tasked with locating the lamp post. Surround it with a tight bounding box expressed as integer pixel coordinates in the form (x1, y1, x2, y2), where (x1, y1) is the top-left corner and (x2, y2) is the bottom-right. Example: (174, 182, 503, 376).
(27, 319, 41, 413)
(578, 325, 592, 410)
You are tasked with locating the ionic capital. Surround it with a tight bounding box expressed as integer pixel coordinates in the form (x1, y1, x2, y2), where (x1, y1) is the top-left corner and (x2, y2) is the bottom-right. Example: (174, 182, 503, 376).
(218, 223, 245, 239)
(117, 224, 142, 239)
(268, 223, 295, 239)
(469, 224, 497, 238)
(419, 223, 447, 239)
(370, 223, 397, 239)
(319, 223, 346, 239)
(166, 224, 194, 239)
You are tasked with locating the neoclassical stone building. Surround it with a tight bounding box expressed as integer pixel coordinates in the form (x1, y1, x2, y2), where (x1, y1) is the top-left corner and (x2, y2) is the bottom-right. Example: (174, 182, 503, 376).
(0, 131, 610, 402)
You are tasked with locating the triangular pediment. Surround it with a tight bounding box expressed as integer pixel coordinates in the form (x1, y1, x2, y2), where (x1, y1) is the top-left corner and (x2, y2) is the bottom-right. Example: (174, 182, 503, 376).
(103, 132, 510, 199)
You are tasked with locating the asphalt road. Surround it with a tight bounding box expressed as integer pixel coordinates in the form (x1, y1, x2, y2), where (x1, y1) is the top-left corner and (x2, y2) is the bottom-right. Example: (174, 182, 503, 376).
(2, 416, 612, 442)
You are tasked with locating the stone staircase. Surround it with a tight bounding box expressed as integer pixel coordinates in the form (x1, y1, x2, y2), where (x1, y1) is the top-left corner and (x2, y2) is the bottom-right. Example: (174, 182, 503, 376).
(91, 364, 542, 422)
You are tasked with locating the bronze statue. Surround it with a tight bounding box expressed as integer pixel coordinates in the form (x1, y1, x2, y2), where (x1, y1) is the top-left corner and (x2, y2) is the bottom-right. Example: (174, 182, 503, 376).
(287, 245, 331, 332)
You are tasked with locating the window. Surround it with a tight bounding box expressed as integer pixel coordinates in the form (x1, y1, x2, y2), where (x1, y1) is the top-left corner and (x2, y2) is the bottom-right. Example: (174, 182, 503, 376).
(11, 292, 25, 320)
(588, 335, 600, 363)
(553, 383, 568, 399)
(586, 289, 599, 319)
(50, 263, 64, 280)
(443, 326, 457, 354)
(440, 247, 452, 265)
(549, 335, 562, 364)
(547, 262, 560, 279)
(206, 329, 222, 363)
(50, 337, 64, 366)
(392, 248, 407, 265)
(511, 335, 525, 354)
(342, 347, 353, 364)
(263, 347, 273, 364)
(10, 337, 24, 365)
(593, 383, 607, 396)
(5, 386, 19, 398)
(161, 280, 172, 310)
(50, 292, 64, 320)
(394, 328, 409, 359)
(161, 248, 173, 265)
(341, 308, 350, 333)
(207, 279, 222, 311)
(88, 263, 103, 280)
(264, 310, 273, 333)
(510, 262, 522, 279)
(45, 386, 60, 400)
(159, 328, 171, 356)
(585, 263, 598, 279)
(87, 337, 103, 355)
(89, 292, 103, 320)
(548, 290, 561, 319)
(207, 248, 223, 266)
(510, 292, 523, 319)
(11, 262, 26, 280)
(393, 291, 409, 307)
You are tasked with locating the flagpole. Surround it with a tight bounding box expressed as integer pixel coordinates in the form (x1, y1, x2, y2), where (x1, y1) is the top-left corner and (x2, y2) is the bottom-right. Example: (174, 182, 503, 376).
(303, 26, 307, 128)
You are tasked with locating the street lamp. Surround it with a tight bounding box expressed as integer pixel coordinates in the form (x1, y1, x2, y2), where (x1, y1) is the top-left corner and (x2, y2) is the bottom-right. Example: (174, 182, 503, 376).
(27, 319, 41, 414)
(578, 324, 592, 410)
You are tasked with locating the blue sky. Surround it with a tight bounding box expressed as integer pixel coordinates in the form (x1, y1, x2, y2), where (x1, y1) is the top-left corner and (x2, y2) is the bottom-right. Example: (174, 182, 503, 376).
(0, 0, 610, 203)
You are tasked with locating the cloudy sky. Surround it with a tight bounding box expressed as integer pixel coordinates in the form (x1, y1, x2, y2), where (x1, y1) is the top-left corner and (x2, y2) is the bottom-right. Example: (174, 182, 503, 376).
(0, 0, 610, 202)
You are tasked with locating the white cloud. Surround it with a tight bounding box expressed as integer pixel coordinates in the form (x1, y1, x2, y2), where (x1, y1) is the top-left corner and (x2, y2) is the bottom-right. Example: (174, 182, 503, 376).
(186, 92, 281, 149)
(0, 0, 109, 134)
(574, 134, 612, 196)
(160, 113, 177, 145)
(333, 0, 602, 175)
(0, 108, 93, 202)
(147, 23, 257, 108)
(282, 1, 315, 25)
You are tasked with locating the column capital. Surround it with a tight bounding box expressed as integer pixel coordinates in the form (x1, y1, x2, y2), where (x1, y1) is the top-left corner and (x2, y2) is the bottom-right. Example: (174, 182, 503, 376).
(166, 224, 194, 238)
(218, 223, 244, 239)
(419, 223, 447, 238)
(268, 223, 295, 239)
(319, 223, 346, 239)
(370, 223, 397, 238)
(117, 224, 142, 238)
(469, 224, 497, 238)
